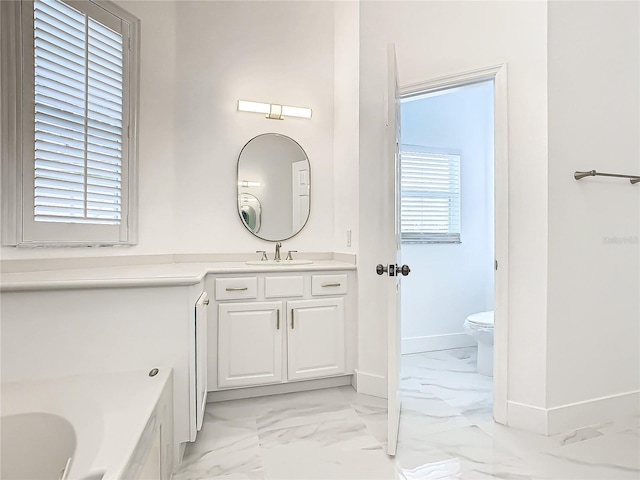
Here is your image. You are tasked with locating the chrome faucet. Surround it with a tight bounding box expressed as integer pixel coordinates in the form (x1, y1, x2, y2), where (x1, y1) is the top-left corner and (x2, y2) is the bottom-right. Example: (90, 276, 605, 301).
(274, 242, 282, 261)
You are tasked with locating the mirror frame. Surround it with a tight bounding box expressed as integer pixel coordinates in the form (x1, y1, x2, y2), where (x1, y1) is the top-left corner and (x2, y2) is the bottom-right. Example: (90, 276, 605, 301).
(236, 133, 311, 242)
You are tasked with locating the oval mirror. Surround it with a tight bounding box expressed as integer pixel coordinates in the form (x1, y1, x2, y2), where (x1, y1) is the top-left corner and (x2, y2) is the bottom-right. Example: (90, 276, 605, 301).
(237, 133, 310, 241)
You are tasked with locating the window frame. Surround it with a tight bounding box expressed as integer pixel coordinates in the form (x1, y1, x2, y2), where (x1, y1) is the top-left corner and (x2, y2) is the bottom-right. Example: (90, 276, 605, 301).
(400, 144, 462, 245)
(1, 0, 140, 247)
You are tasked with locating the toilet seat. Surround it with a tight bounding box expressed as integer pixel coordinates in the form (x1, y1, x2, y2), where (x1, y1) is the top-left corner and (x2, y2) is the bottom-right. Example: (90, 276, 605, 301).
(466, 310, 494, 328)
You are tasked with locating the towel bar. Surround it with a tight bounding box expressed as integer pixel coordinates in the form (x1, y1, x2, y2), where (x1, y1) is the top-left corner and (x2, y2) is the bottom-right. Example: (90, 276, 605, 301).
(574, 170, 640, 184)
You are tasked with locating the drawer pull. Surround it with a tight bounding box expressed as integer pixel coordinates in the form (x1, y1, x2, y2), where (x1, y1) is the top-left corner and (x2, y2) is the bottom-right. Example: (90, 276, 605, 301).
(277, 310, 280, 330)
(225, 287, 248, 292)
(291, 309, 295, 329)
(322, 283, 341, 288)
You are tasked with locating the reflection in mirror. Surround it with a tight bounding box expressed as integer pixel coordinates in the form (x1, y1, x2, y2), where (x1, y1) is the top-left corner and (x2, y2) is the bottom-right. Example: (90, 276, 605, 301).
(238, 193, 261, 233)
(237, 134, 310, 241)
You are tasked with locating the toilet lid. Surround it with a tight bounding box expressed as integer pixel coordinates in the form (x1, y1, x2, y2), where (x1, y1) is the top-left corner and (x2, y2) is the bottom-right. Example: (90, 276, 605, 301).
(466, 311, 494, 326)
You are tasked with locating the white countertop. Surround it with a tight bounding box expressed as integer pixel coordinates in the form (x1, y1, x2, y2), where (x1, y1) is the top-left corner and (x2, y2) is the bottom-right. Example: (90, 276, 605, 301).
(0, 259, 356, 292)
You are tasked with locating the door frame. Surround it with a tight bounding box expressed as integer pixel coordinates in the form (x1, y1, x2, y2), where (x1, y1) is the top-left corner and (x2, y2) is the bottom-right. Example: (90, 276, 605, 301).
(397, 64, 509, 424)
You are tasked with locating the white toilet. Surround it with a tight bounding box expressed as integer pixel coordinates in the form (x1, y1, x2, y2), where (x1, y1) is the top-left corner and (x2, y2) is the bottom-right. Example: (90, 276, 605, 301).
(463, 310, 494, 376)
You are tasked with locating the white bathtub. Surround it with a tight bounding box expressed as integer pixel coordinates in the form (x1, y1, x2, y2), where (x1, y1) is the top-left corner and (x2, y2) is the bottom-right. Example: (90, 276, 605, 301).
(1, 369, 173, 480)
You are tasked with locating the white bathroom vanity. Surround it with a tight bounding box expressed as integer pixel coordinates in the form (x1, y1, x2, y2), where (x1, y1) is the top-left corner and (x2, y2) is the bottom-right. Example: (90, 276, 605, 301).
(0, 253, 356, 473)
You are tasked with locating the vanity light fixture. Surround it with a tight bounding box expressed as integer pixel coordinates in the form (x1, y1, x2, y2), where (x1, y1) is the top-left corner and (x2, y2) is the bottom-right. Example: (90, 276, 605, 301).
(237, 100, 312, 120)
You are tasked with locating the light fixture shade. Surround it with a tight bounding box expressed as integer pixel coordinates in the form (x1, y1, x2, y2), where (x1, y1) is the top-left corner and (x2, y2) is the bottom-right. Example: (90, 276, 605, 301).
(282, 105, 312, 119)
(237, 100, 312, 120)
(237, 100, 270, 115)
(238, 181, 262, 187)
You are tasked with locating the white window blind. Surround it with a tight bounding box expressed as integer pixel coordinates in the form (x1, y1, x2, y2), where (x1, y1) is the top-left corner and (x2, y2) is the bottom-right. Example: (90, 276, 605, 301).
(33, 0, 123, 225)
(400, 145, 461, 244)
(1, 0, 139, 246)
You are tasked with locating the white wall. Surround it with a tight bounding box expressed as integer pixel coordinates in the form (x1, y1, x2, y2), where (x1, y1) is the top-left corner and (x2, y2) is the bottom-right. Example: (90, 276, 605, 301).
(1, 1, 337, 260)
(546, 0, 639, 428)
(172, 1, 336, 255)
(401, 81, 494, 354)
(333, 1, 360, 254)
(358, 1, 549, 408)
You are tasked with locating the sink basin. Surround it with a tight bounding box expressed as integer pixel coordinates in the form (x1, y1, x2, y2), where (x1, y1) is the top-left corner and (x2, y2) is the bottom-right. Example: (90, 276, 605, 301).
(245, 260, 314, 266)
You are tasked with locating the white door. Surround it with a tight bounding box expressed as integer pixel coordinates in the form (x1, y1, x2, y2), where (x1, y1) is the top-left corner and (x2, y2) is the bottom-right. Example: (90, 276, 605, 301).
(384, 44, 404, 456)
(189, 292, 209, 441)
(195, 292, 208, 432)
(292, 160, 310, 232)
(287, 298, 345, 381)
(218, 302, 283, 388)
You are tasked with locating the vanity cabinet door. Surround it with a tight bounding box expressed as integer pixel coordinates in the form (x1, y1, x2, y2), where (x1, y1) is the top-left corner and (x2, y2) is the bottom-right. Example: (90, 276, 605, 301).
(287, 298, 345, 381)
(195, 293, 208, 433)
(218, 302, 283, 388)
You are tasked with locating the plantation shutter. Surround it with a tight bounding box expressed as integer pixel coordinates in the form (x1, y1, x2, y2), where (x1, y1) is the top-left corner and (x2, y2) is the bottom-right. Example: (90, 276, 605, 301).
(400, 145, 461, 244)
(33, 0, 124, 225)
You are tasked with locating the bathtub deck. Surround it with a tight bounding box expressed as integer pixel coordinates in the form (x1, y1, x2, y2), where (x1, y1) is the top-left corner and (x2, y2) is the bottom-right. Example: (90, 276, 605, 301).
(1, 369, 172, 480)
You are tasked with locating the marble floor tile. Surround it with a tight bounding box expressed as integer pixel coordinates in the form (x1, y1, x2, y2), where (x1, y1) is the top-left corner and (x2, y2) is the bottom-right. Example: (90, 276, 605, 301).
(396, 425, 533, 479)
(358, 411, 388, 447)
(258, 416, 380, 452)
(552, 426, 604, 447)
(255, 396, 360, 434)
(261, 443, 397, 480)
(399, 396, 473, 441)
(530, 428, 640, 479)
(173, 416, 263, 480)
(400, 349, 494, 428)
(335, 385, 392, 445)
(173, 347, 639, 480)
(477, 420, 572, 459)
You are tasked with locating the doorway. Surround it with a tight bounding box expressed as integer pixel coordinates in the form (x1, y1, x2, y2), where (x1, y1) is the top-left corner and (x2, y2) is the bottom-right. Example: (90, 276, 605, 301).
(387, 59, 513, 449)
(398, 79, 496, 435)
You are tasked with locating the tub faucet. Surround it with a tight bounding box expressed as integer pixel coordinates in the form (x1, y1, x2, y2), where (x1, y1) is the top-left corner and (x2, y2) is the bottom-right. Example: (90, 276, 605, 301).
(274, 242, 282, 261)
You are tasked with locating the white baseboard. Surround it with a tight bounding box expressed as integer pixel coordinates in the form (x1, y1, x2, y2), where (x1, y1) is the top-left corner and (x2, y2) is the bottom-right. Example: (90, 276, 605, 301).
(547, 390, 640, 435)
(401, 332, 476, 355)
(507, 390, 640, 436)
(507, 400, 548, 435)
(354, 369, 387, 398)
(207, 375, 353, 402)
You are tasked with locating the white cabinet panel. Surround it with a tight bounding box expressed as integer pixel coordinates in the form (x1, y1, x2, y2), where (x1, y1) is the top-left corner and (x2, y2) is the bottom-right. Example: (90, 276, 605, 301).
(311, 274, 348, 296)
(218, 302, 283, 388)
(287, 298, 345, 381)
(265, 276, 304, 298)
(215, 277, 257, 300)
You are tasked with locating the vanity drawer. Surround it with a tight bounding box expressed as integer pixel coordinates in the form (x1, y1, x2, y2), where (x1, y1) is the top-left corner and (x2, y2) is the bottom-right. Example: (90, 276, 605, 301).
(265, 276, 304, 298)
(215, 277, 258, 300)
(311, 274, 347, 296)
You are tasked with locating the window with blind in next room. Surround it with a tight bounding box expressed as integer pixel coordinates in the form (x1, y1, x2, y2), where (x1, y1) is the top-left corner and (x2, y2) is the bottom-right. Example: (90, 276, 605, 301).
(400, 145, 461, 244)
(1, 0, 140, 246)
